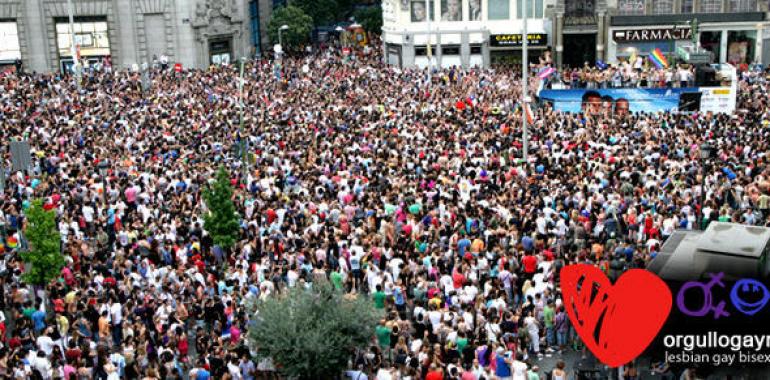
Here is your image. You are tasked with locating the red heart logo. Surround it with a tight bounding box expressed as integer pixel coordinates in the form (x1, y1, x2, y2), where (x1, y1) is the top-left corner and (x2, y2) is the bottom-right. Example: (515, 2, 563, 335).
(560, 264, 672, 367)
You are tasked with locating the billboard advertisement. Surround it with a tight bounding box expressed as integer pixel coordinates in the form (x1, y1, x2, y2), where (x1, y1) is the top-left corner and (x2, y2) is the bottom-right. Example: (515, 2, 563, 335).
(539, 87, 736, 115)
(538, 88, 695, 115)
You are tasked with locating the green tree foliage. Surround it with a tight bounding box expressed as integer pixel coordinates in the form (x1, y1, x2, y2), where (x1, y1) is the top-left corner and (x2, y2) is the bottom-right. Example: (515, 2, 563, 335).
(20, 199, 64, 286)
(247, 284, 383, 379)
(292, 0, 340, 27)
(268, 5, 313, 49)
(354, 6, 383, 35)
(202, 167, 241, 250)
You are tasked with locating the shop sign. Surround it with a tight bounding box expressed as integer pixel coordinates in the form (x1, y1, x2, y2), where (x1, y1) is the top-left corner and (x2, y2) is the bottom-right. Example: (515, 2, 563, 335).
(490, 33, 547, 47)
(613, 28, 692, 42)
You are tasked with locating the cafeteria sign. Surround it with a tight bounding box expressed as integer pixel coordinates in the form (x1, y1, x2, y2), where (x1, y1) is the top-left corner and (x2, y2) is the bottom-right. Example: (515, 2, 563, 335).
(490, 33, 547, 47)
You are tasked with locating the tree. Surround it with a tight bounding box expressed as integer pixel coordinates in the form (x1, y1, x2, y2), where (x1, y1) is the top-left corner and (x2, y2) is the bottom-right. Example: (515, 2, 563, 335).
(268, 5, 313, 49)
(292, 0, 339, 27)
(247, 284, 383, 379)
(202, 167, 241, 251)
(20, 199, 64, 286)
(354, 6, 383, 35)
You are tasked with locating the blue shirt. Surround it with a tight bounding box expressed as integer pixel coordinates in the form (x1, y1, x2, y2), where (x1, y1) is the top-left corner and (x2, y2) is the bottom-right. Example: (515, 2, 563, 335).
(31, 310, 46, 332)
(196, 369, 211, 380)
(495, 355, 512, 377)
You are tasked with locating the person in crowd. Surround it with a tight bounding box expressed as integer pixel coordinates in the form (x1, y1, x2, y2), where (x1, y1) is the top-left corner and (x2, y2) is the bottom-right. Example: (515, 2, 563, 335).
(0, 35, 767, 380)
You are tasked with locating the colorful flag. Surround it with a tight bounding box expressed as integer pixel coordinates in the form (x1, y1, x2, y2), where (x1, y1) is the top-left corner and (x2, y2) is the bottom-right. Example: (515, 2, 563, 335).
(650, 48, 669, 69)
(537, 66, 556, 80)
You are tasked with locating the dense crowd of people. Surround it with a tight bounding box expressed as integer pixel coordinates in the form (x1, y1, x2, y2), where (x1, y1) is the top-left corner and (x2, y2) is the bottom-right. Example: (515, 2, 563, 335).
(0, 37, 769, 380)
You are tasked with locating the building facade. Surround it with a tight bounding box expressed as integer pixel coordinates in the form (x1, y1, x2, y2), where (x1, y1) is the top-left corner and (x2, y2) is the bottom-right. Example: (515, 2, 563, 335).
(550, 0, 770, 68)
(0, 0, 274, 73)
(382, 0, 556, 68)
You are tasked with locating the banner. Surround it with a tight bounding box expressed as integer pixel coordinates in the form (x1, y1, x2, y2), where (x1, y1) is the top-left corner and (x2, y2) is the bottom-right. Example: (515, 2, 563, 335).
(700, 87, 736, 114)
(539, 87, 736, 115)
(539, 88, 697, 115)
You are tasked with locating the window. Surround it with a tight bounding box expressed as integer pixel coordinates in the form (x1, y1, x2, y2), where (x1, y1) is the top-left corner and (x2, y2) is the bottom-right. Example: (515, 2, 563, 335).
(617, 0, 645, 15)
(0, 21, 21, 61)
(55, 19, 110, 58)
(727, 0, 757, 11)
(517, 0, 545, 18)
(249, 1, 261, 54)
(727, 30, 756, 64)
(652, 0, 673, 14)
(488, 0, 509, 20)
(699, 0, 722, 12)
(681, 0, 694, 12)
(415, 45, 437, 56)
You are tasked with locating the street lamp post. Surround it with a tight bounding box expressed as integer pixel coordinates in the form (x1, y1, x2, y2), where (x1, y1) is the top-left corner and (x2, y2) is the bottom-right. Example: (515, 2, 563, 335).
(522, 0, 529, 162)
(98, 160, 109, 205)
(66, 0, 81, 89)
(699, 143, 712, 230)
(238, 57, 248, 185)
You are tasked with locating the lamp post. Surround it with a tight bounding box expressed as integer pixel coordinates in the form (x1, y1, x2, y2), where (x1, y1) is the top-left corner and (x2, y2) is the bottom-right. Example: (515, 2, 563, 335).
(98, 160, 109, 205)
(238, 57, 248, 185)
(699, 143, 712, 230)
(522, 0, 529, 162)
(278, 24, 290, 51)
(66, 0, 81, 89)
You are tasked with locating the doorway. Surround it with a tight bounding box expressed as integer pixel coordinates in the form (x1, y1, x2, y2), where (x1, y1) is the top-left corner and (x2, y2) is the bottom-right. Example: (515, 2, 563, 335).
(562, 33, 596, 68)
(209, 39, 232, 65)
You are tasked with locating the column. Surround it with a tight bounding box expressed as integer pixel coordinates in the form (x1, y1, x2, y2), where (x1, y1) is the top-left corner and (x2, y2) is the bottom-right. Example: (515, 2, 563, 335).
(555, 12, 563, 68)
(720, 29, 728, 63)
(403, 32, 415, 67)
(23, 0, 50, 72)
(596, 11, 606, 61)
(436, 32, 442, 68)
(460, 30, 470, 69)
(482, 30, 490, 68)
(114, 0, 138, 66)
(755, 25, 763, 64)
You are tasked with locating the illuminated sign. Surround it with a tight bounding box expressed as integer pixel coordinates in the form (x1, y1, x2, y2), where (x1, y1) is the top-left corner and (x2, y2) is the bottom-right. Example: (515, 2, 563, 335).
(490, 33, 547, 47)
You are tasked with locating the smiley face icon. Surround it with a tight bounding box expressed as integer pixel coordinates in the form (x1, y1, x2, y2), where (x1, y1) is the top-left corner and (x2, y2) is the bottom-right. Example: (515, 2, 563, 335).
(730, 279, 770, 316)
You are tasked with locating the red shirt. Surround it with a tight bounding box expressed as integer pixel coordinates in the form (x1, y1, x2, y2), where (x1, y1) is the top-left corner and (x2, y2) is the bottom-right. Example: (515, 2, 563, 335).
(522, 255, 538, 273)
(426, 371, 443, 380)
(452, 270, 466, 289)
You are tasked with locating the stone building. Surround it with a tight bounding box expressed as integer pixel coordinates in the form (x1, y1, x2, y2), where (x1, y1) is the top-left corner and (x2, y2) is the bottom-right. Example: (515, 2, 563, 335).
(0, 0, 274, 73)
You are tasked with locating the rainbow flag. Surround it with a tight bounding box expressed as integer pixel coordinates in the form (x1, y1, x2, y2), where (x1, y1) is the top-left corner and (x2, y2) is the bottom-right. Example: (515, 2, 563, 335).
(650, 48, 669, 69)
(6, 237, 17, 249)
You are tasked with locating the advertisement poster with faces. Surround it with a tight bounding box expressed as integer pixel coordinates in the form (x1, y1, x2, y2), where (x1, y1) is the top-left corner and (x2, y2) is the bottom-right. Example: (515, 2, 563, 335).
(411, 0, 434, 22)
(441, 0, 461, 21)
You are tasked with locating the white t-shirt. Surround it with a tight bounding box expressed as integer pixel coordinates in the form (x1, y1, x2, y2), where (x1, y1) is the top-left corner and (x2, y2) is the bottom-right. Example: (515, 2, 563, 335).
(512, 360, 529, 380)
